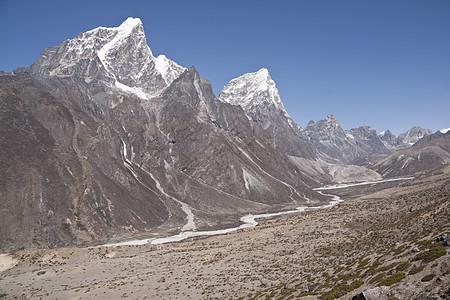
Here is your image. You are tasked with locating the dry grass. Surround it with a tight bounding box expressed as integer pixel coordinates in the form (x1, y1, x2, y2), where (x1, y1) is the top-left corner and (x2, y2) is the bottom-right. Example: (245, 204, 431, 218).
(1, 172, 449, 299)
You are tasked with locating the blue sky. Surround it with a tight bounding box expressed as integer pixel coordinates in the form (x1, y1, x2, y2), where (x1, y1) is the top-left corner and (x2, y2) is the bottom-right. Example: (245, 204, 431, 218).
(1, 0, 449, 135)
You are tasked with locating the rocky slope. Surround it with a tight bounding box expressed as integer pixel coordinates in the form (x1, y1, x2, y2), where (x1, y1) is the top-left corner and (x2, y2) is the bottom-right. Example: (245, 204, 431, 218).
(379, 126, 434, 150)
(369, 135, 450, 177)
(398, 126, 434, 146)
(219, 74, 382, 184)
(218, 68, 313, 159)
(303, 115, 391, 164)
(1, 165, 448, 299)
(0, 18, 328, 252)
(414, 127, 450, 146)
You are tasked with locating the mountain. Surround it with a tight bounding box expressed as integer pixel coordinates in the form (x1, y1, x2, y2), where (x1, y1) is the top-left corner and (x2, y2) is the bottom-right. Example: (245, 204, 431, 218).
(414, 127, 450, 146)
(369, 135, 450, 177)
(379, 126, 435, 151)
(0, 18, 327, 252)
(29, 17, 185, 101)
(218, 68, 313, 159)
(397, 126, 433, 146)
(219, 68, 296, 130)
(219, 76, 381, 184)
(3, 17, 439, 252)
(379, 129, 400, 149)
(303, 115, 391, 164)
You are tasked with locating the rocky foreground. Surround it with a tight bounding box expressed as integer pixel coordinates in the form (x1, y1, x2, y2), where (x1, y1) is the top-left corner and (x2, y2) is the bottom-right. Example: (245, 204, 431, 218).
(1, 166, 449, 299)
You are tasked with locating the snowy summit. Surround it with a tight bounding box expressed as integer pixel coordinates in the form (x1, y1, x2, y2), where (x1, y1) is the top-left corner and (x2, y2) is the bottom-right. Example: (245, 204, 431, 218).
(218, 68, 295, 129)
(30, 17, 186, 100)
(219, 68, 287, 113)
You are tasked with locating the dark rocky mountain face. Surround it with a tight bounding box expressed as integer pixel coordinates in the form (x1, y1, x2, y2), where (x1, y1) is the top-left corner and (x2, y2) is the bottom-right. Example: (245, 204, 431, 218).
(0, 18, 327, 251)
(0, 75, 168, 251)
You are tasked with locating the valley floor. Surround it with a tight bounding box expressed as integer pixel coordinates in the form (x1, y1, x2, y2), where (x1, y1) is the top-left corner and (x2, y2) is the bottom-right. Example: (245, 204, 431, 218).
(1, 168, 449, 299)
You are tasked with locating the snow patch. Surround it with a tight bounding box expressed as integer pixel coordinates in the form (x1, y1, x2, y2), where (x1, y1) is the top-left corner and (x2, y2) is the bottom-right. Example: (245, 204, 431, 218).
(346, 133, 355, 139)
(440, 128, 450, 134)
(115, 81, 148, 100)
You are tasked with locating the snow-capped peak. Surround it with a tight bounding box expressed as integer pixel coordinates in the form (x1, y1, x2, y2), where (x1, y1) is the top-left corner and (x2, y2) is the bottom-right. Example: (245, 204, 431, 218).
(30, 17, 186, 100)
(218, 68, 290, 120)
(97, 17, 148, 74)
(440, 128, 450, 134)
(155, 54, 186, 86)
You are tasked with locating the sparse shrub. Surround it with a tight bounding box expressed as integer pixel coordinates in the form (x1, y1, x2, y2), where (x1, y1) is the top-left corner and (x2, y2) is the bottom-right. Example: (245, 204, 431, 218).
(37, 271, 46, 276)
(319, 280, 363, 300)
(378, 272, 405, 286)
(409, 265, 425, 275)
(377, 262, 398, 272)
(369, 272, 386, 284)
(392, 245, 407, 255)
(357, 258, 370, 269)
(421, 274, 436, 282)
(414, 244, 446, 263)
(395, 261, 410, 272)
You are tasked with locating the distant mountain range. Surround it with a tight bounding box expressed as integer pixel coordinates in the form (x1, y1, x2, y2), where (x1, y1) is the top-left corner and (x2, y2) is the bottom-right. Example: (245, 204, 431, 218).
(0, 17, 447, 252)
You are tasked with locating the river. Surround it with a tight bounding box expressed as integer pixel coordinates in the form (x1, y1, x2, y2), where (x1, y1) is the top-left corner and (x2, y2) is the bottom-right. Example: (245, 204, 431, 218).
(102, 177, 413, 247)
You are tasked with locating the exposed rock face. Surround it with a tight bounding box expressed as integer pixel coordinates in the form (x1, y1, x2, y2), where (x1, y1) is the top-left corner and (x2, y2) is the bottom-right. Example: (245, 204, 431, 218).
(346, 126, 391, 159)
(0, 75, 169, 251)
(398, 126, 433, 146)
(303, 115, 391, 164)
(378, 126, 435, 150)
(352, 286, 389, 300)
(379, 129, 400, 149)
(0, 18, 327, 252)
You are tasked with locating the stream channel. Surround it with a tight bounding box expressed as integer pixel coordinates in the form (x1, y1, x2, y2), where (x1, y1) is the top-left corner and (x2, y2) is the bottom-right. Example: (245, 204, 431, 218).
(102, 177, 413, 247)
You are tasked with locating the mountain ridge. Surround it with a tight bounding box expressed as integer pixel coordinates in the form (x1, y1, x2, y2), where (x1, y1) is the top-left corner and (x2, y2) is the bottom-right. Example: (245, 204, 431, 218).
(1, 17, 447, 252)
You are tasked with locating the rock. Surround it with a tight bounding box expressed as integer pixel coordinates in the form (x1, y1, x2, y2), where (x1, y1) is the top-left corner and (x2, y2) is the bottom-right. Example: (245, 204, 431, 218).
(436, 234, 449, 246)
(352, 293, 366, 300)
(307, 282, 321, 292)
(410, 247, 420, 254)
(357, 286, 389, 300)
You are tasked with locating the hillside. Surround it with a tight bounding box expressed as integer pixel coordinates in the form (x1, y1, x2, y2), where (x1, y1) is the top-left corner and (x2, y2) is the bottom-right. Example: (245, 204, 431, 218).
(1, 166, 449, 299)
(370, 136, 450, 177)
